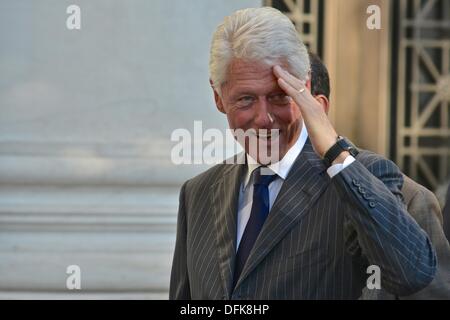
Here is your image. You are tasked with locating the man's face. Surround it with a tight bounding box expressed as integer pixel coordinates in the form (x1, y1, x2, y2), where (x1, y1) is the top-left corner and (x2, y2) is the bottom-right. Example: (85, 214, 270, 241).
(214, 59, 303, 163)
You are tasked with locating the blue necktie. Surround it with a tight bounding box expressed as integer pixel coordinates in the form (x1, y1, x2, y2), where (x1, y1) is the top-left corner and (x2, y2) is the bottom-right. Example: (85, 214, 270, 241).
(233, 167, 278, 287)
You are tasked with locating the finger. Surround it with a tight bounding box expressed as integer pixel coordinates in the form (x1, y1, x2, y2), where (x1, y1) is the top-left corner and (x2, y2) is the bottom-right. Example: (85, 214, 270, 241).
(273, 65, 305, 91)
(277, 78, 304, 105)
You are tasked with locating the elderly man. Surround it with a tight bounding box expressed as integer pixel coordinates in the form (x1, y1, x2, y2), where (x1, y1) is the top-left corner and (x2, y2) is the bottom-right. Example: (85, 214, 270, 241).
(170, 7, 436, 300)
(308, 52, 450, 299)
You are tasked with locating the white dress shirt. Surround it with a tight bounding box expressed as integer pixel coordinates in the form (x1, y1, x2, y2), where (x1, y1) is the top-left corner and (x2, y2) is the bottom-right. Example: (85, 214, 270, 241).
(236, 123, 355, 249)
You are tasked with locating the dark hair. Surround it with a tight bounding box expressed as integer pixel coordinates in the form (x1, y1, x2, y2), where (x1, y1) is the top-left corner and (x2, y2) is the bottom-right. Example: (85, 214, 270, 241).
(309, 52, 330, 99)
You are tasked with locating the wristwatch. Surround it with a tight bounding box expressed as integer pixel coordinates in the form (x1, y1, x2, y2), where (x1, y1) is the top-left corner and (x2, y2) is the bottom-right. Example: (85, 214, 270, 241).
(323, 136, 359, 167)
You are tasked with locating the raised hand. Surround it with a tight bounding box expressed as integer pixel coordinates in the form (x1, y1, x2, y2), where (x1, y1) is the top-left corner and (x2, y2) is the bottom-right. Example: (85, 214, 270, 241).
(273, 65, 348, 163)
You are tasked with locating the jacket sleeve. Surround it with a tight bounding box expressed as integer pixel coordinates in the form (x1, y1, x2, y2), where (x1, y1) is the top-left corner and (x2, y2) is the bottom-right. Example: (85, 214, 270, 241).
(169, 181, 191, 299)
(401, 187, 450, 299)
(332, 158, 437, 296)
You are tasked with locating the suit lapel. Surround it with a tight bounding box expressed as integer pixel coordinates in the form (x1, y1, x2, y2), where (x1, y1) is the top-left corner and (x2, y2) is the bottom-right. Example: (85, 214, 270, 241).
(234, 139, 330, 290)
(211, 160, 246, 299)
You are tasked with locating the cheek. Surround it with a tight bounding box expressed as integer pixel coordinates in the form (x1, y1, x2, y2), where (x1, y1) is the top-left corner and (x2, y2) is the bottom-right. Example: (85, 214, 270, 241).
(226, 109, 253, 129)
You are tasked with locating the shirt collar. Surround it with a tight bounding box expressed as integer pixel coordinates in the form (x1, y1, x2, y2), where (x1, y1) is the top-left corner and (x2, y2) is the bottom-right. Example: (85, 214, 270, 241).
(243, 122, 308, 190)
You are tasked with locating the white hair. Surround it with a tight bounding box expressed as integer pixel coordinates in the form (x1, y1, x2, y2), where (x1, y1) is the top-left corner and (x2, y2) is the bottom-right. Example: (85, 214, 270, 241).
(209, 7, 310, 95)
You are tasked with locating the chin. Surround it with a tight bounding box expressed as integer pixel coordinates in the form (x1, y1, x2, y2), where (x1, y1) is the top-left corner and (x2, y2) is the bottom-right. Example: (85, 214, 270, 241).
(252, 146, 287, 165)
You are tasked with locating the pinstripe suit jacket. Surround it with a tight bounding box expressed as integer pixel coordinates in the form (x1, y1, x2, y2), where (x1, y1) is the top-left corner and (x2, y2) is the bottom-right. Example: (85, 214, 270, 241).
(361, 173, 450, 299)
(170, 139, 437, 299)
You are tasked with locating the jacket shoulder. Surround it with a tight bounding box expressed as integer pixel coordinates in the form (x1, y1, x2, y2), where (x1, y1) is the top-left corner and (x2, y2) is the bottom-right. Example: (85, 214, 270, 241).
(356, 149, 403, 177)
(182, 152, 245, 190)
(187, 163, 225, 184)
(402, 175, 443, 225)
(356, 149, 396, 168)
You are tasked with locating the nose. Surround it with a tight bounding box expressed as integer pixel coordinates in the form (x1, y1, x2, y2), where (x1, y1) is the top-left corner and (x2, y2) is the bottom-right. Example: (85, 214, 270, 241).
(253, 98, 273, 129)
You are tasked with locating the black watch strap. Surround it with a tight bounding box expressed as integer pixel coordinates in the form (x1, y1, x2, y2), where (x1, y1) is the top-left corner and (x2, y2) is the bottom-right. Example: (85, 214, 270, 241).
(323, 136, 359, 168)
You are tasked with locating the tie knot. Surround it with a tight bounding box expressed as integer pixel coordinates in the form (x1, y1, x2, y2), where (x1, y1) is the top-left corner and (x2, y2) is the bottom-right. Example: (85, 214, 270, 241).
(253, 167, 278, 186)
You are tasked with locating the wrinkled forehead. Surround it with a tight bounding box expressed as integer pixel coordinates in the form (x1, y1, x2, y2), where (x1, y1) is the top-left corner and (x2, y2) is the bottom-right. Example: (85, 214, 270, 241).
(223, 59, 289, 92)
(228, 59, 273, 79)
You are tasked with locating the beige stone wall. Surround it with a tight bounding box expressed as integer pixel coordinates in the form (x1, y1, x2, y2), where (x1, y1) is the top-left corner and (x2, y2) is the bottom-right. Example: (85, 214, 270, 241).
(324, 0, 391, 156)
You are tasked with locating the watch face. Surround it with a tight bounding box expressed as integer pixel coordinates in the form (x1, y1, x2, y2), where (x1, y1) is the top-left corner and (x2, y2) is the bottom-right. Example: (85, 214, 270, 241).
(337, 138, 350, 150)
(338, 138, 359, 155)
(324, 137, 359, 167)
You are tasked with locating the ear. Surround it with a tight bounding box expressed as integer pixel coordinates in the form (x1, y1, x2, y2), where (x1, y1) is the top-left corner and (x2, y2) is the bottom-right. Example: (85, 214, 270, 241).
(210, 79, 226, 114)
(305, 78, 312, 91)
(314, 94, 330, 115)
(305, 70, 313, 90)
